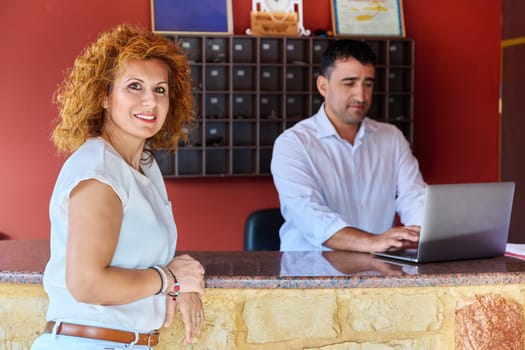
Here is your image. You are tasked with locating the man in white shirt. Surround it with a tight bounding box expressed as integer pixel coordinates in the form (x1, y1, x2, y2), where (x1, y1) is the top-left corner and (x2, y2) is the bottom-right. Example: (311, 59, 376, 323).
(271, 39, 426, 252)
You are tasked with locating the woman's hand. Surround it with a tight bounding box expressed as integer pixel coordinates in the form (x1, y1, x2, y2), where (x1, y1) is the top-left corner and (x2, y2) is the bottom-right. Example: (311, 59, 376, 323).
(166, 254, 205, 296)
(163, 292, 204, 345)
(162, 254, 206, 344)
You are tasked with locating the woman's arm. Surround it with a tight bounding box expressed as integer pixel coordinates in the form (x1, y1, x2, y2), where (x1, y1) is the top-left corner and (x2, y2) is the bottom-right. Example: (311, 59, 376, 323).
(65, 179, 161, 305)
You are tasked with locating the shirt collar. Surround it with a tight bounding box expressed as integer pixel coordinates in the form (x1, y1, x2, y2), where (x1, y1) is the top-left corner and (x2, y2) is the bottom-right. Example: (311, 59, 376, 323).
(314, 104, 378, 141)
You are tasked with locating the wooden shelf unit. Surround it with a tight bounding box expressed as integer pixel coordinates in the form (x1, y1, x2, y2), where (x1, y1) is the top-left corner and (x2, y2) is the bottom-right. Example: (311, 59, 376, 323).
(155, 35, 414, 178)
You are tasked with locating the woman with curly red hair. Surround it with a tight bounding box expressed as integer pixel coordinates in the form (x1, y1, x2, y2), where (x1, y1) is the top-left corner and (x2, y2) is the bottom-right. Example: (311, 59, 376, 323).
(32, 24, 205, 349)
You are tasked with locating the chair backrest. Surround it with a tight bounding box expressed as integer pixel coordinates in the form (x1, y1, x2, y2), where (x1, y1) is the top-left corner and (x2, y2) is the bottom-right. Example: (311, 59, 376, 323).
(244, 208, 284, 251)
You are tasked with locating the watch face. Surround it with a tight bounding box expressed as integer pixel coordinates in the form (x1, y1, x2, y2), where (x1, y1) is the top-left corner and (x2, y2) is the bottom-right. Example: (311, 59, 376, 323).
(263, 0, 293, 13)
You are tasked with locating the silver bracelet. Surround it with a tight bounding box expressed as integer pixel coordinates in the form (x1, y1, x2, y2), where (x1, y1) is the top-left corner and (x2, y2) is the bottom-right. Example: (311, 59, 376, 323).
(150, 265, 168, 295)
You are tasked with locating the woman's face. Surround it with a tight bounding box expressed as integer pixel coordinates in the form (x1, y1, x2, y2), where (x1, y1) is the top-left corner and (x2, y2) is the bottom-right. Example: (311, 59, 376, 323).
(102, 58, 170, 142)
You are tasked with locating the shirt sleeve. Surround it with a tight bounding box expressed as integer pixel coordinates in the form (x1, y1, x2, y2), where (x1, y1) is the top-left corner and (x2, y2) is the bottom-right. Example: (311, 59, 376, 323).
(56, 142, 129, 208)
(393, 128, 426, 226)
(271, 131, 349, 248)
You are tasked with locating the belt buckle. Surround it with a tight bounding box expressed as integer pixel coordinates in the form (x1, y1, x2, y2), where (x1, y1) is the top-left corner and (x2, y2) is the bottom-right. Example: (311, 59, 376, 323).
(148, 330, 160, 346)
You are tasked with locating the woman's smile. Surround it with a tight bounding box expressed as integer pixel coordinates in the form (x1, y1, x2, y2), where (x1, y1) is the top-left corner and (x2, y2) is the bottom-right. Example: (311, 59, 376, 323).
(134, 113, 156, 122)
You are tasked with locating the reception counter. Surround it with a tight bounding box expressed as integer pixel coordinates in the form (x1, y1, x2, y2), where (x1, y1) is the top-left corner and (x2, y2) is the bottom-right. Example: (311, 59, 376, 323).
(1, 240, 525, 349)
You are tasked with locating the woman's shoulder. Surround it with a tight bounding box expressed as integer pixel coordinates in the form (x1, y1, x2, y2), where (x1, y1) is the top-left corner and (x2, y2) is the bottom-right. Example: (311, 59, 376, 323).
(64, 138, 121, 170)
(53, 138, 130, 202)
(58, 138, 126, 186)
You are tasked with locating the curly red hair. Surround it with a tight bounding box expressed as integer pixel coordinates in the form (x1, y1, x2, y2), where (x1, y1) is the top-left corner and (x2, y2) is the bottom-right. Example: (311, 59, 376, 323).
(52, 24, 194, 154)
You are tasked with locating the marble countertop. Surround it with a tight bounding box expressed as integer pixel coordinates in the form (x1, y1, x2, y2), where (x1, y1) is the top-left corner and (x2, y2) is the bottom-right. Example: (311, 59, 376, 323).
(2, 240, 525, 288)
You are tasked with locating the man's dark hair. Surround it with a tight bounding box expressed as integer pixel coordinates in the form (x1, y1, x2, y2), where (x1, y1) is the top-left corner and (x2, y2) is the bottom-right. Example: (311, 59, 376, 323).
(319, 39, 377, 77)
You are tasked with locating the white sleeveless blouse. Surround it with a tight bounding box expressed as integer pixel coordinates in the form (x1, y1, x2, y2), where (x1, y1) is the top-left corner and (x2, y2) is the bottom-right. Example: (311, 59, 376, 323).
(43, 137, 177, 332)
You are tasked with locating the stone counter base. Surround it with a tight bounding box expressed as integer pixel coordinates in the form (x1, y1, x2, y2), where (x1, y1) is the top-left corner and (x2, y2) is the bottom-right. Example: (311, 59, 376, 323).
(1, 283, 524, 350)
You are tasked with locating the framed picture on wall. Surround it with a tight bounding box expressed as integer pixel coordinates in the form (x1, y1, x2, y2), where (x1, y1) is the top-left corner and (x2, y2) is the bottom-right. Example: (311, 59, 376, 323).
(331, 0, 405, 37)
(151, 0, 233, 35)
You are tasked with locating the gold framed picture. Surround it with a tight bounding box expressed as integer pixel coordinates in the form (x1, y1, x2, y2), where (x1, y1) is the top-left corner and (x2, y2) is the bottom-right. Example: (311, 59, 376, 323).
(331, 0, 405, 37)
(151, 0, 233, 35)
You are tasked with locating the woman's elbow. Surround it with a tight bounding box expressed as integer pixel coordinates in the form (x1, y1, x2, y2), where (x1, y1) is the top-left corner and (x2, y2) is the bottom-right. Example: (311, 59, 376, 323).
(65, 270, 103, 304)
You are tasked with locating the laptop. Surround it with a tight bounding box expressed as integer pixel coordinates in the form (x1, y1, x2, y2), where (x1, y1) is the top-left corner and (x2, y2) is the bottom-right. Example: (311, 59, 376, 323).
(374, 182, 515, 263)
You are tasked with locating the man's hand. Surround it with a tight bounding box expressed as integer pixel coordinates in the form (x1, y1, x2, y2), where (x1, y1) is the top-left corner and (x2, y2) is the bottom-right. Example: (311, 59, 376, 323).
(324, 225, 420, 253)
(370, 226, 420, 253)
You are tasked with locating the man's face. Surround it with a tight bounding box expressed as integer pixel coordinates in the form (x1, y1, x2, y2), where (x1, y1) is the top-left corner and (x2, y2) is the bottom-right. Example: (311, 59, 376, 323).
(317, 57, 375, 127)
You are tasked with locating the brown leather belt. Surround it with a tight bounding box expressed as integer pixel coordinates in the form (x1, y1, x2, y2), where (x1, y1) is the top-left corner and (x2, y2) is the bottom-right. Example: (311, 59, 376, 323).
(44, 321, 159, 346)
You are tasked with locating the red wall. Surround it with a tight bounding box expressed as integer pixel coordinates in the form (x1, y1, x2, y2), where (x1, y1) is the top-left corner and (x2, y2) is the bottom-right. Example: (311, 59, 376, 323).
(0, 1, 501, 249)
